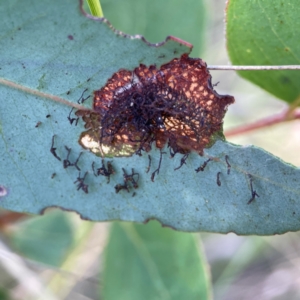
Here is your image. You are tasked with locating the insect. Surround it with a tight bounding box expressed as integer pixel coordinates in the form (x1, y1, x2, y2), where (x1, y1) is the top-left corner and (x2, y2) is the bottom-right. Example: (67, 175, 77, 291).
(122, 168, 139, 189)
(92, 160, 115, 183)
(174, 153, 189, 171)
(63, 146, 82, 171)
(67, 89, 91, 126)
(225, 155, 231, 175)
(50, 135, 61, 161)
(146, 155, 152, 173)
(247, 174, 259, 204)
(151, 151, 165, 182)
(195, 158, 211, 172)
(74, 171, 89, 194)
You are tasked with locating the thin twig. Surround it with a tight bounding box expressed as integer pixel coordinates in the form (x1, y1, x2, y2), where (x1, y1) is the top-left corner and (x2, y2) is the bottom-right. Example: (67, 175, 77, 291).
(208, 65, 300, 70)
(225, 108, 300, 137)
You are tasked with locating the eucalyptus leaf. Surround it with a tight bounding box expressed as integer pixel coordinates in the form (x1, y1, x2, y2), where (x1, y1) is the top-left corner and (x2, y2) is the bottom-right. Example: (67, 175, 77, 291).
(1, 0, 300, 235)
(103, 221, 211, 300)
(226, 0, 300, 103)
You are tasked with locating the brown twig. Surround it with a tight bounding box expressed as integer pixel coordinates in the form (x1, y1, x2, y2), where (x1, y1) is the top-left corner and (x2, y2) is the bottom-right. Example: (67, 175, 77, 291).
(225, 107, 300, 137)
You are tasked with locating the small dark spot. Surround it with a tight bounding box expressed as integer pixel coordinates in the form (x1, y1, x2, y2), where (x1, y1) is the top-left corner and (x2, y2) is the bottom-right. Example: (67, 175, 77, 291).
(35, 121, 42, 128)
(216, 172, 221, 186)
(280, 76, 291, 84)
(158, 54, 166, 58)
(195, 207, 199, 211)
(68, 35, 74, 40)
(132, 192, 136, 197)
(67, 90, 71, 95)
(51, 173, 56, 179)
(87, 78, 91, 82)
(18, 27, 21, 30)
(284, 47, 289, 52)
(46, 114, 51, 118)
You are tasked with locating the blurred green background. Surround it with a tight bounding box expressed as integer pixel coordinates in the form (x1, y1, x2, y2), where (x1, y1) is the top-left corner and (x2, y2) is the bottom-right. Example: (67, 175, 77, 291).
(1, 0, 300, 299)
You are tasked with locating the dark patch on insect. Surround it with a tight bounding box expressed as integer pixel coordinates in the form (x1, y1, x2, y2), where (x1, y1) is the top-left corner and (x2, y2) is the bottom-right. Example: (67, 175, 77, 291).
(51, 173, 56, 179)
(225, 155, 231, 175)
(74, 171, 89, 194)
(195, 158, 211, 172)
(46, 114, 51, 118)
(68, 35, 74, 40)
(50, 135, 61, 161)
(151, 151, 165, 182)
(146, 155, 152, 173)
(92, 160, 115, 183)
(216, 172, 221, 186)
(63, 146, 82, 171)
(174, 153, 189, 171)
(247, 174, 259, 204)
(35, 121, 42, 128)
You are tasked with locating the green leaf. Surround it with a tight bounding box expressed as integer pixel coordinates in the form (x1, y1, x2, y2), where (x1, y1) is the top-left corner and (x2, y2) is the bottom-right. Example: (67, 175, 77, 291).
(226, 0, 300, 103)
(101, 0, 206, 56)
(9, 210, 74, 266)
(102, 221, 211, 300)
(1, 0, 300, 235)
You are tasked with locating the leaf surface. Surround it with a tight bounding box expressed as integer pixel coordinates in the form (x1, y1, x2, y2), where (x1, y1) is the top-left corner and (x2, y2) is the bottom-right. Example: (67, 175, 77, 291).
(1, 0, 300, 235)
(226, 0, 300, 103)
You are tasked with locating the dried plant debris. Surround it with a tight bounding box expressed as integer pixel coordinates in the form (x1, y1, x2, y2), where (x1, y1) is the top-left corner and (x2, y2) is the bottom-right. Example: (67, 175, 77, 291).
(76, 54, 234, 158)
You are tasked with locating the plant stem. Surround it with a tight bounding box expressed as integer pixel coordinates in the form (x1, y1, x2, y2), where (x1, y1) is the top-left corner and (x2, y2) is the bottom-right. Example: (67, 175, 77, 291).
(208, 65, 300, 70)
(86, 0, 104, 17)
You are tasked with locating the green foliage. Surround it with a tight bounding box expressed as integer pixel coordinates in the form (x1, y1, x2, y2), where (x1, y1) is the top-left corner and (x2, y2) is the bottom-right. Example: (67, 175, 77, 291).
(100, 0, 206, 56)
(10, 210, 74, 266)
(103, 221, 211, 300)
(227, 0, 300, 103)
